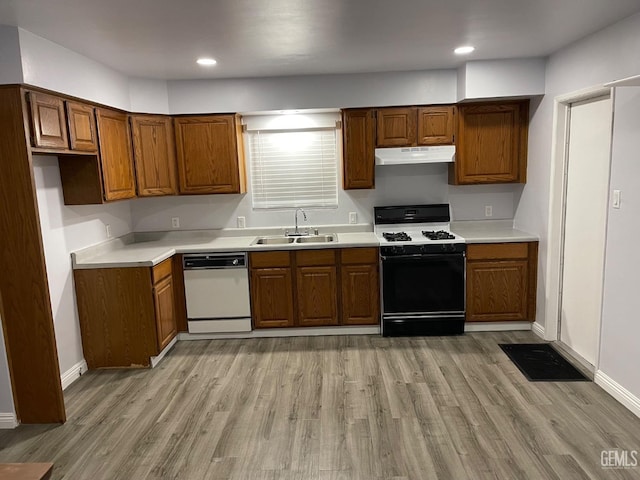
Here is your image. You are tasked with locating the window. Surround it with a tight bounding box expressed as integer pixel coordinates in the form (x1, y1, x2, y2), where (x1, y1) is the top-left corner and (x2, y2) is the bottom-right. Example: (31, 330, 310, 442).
(247, 120, 339, 209)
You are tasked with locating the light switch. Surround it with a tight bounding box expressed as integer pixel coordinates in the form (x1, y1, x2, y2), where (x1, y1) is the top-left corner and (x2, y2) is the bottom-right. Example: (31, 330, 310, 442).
(612, 190, 621, 209)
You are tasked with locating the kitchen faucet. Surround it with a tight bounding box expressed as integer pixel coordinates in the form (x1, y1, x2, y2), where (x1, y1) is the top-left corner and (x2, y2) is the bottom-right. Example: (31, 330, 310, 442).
(294, 208, 307, 235)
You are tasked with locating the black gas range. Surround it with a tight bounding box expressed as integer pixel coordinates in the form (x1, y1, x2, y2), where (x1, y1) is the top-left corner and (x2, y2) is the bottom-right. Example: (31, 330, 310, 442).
(375, 204, 466, 336)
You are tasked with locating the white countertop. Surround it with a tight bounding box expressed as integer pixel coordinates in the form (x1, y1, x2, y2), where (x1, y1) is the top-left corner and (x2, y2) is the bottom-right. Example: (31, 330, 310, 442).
(72, 227, 379, 269)
(72, 221, 538, 269)
(451, 220, 538, 243)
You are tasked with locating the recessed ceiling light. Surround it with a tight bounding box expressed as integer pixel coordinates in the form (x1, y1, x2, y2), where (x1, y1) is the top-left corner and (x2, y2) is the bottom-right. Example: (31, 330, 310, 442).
(197, 58, 217, 66)
(454, 46, 475, 55)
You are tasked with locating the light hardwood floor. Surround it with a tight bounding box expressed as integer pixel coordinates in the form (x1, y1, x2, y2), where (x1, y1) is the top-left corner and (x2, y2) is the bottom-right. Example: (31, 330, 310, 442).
(1, 332, 639, 479)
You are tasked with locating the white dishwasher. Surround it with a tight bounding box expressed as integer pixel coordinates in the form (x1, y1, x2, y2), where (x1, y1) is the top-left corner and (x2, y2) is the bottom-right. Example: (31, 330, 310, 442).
(183, 253, 252, 333)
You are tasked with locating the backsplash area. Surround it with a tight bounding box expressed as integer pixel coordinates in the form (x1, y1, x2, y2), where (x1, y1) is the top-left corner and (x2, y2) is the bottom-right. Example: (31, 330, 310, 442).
(131, 163, 522, 231)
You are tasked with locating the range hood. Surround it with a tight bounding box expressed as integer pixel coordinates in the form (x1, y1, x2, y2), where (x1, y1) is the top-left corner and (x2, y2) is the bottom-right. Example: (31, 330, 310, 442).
(375, 145, 455, 165)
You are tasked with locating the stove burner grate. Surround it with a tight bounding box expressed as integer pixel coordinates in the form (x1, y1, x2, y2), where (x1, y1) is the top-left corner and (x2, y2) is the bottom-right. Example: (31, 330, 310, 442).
(383, 232, 412, 242)
(422, 230, 456, 240)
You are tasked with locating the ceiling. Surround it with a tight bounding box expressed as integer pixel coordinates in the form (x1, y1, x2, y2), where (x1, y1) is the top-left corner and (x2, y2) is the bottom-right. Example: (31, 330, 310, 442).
(1, 0, 640, 80)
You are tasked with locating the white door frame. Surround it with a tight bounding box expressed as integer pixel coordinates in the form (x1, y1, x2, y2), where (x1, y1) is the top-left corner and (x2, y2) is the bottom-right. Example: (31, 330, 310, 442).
(543, 85, 615, 371)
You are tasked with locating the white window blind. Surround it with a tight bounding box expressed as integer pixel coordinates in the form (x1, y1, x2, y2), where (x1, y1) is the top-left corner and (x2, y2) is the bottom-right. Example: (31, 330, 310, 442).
(249, 128, 339, 209)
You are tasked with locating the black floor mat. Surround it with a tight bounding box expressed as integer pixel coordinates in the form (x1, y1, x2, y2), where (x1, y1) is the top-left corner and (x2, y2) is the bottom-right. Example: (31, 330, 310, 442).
(499, 343, 590, 382)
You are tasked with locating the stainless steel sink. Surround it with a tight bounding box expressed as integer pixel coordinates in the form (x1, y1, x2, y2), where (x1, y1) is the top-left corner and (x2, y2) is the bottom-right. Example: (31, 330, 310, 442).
(251, 234, 337, 245)
(295, 234, 337, 243)
(251, 236, 296, 245)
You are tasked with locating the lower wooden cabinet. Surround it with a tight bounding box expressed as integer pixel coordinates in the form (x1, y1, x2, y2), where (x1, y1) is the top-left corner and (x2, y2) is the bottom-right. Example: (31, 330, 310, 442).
(466, 242, 538, 322)
(250, 247, 380, 328)
(74, 258, 178, 368)
(340, 247, 380, 325)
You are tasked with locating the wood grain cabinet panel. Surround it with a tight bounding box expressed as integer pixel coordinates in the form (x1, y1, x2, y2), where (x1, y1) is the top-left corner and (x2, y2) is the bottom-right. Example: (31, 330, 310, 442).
(342, 108, 375, 189)
(341, 263, 379, 325)
(376, 107, 417, 147)
(66, 101, 98, 152)
(466, 242, 538, 322)
(131, 115, 178, 196)
(27, 91, 69, 149)
(174, 115, 245, 194)
(296, 265, 339, 327)
(96, 108, 137, 200)
(418, 106, 455, 145)
(451, 101, 529, 185)
(74, 258, 177, 368)
(250, 267, 295, 328)
(153, 274, 177, 351)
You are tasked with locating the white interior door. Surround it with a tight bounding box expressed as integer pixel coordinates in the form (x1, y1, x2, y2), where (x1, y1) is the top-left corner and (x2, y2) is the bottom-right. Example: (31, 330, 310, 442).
(560, 95, 612, 366)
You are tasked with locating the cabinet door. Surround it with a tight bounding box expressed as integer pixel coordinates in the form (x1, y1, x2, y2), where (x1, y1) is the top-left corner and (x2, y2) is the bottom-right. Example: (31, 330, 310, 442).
(342, 109, 375, 189)
(251, 268, 295, 328)
(453, 102, 528, 184)
(27, 92, 69, 149)
(153, 274, 177, 352)
(341, 264, 379, 325)
(376, 107, 417, 147)
(96, 108, 137, 201)
(296, 266, 338, 326)
(174, 115, 243, 194)
(466, 259, 528, 322)
(66, 101, 98, 152)
(418, 106, 454, 145)
(131, 115, 178, 196)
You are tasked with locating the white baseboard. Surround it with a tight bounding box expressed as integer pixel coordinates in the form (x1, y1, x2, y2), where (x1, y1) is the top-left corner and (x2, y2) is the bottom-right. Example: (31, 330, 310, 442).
(60, 359, 88, 391)
(179, 325, 381, 341)
(150, 335, 178, 368)
(0, 412, 18, 429)
(465, 321, 532, 332)
(595, 370, 640, 419)
(531, 322, 545, 338)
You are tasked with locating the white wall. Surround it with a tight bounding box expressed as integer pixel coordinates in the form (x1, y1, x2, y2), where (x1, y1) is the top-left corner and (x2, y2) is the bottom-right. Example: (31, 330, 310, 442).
(0, 25, 23, 84)
(33, 156, 133, 377)
(0, 310, 16, 426)
(168, 70, 458, 114)
(129, 77, 170, 114)
(131, 160, 517, 231)
(18, 28, 132, 110)
(458, 58, 546, 101)
(598, 87, 640, 401)
(518, 12, 640, 402)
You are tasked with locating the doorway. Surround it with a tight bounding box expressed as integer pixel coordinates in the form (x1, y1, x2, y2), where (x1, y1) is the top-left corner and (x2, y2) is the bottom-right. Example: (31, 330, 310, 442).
(545, 87, 614, 371)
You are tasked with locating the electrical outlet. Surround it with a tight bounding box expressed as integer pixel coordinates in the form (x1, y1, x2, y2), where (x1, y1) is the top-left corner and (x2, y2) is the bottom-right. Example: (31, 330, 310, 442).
(237, 216, 246, 228)
(485, 205, 493, 217)
(171, 217, 180, 228)
(349, 212, 357, 224)
(105, 224, 112, 238)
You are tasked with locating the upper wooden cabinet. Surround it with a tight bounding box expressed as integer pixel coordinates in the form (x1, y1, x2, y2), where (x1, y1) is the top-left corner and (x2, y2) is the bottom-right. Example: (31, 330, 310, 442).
(66, 101, 98, 152)
(131, 115, 178, 196)
(174, 115, 246, 195)
(27, 91, 69, 150)
(95, 108, 137, 201)
(466, 242, 538, 322)
(418, 106, 455, 145)
(450, 101, 529, 185)
(376, 107, 417, 147)
(342, 108, 376, 190)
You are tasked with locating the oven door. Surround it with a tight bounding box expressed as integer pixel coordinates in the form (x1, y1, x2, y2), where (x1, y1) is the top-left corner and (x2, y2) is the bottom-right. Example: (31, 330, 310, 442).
(381, 253, 465, 316)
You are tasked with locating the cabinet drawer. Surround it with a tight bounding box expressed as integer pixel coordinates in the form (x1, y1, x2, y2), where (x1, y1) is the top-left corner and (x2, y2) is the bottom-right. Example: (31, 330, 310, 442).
(250, 251, 291, 268)
(341, 247, 379, 265)
(296, 249, 337, 266)
(152, 258, 173, 283)
(467, 243, 529, 261)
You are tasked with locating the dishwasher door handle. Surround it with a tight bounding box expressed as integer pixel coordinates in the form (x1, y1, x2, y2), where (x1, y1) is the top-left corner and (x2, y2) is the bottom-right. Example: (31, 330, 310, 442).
(183, 253, 247, 269)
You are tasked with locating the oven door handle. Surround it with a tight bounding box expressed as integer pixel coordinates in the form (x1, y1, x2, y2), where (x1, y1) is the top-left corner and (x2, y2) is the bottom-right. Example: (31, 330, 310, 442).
(381, 253, 464, 261)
